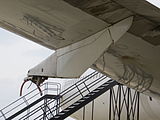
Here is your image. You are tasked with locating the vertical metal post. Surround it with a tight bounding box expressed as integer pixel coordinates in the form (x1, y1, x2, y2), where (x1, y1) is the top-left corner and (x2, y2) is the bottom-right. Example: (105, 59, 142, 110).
(75, 84, 83, 98)
(0, 110, 6, 120)
(83, 106, 85, 120)
(23, 96, 30, 120)
(56, 84, 58, 95)
(58, 97, 60, 114)
(91, 100, 94, 120)
(118, 85, 121, 120)
(44, 82, 48, 95)
(137, 92, 140, 120)
(43, 98, 47, 120)
(109, 88, 112, 120)
(127, 88, 130, 120)
(83, 82, 90, 93)
(55, 97, 60, 115)
(56, 99, 58, 115)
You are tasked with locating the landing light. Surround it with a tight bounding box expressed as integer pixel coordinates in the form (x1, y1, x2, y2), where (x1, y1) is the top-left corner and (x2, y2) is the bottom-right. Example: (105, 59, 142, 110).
(146, 0, 160, 9)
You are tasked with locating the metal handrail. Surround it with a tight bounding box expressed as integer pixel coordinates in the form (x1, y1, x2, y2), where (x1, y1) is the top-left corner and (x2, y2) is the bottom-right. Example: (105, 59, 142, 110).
(16, 71, 99, 119)
(2, 71, 109, 120)
(38, 75, 110, 120)
(0, 82, 61, 119)
(18, 71, 109, 120)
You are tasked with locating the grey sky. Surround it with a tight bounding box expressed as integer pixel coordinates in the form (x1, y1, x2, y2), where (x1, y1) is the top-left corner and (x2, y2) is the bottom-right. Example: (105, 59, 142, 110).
(146, 0, 160, 8)
(0, 28, 53, 108)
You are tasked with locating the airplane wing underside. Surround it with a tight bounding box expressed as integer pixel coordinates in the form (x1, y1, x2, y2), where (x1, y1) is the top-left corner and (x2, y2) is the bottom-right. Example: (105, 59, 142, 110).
(66, 0, 160, 46)
(0, 0, 160, 50)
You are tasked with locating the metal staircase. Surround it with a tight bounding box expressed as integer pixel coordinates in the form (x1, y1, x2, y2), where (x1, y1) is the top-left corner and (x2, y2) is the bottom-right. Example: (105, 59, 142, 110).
(0, 71, 118, 120)
(50, 80, 117, 120)
(0, 82, 61, 120)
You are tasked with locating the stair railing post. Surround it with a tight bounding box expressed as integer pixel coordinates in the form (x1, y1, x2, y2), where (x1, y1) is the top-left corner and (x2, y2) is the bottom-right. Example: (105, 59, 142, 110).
(22, 96, 30, 120)
(91, 100, 94, 120)
(109, 88, 112, 120)
(83, 82, 90, 93)
(137, 92, 140, 120)
(43, 97, 47, 120)
(56, 97, 60, 115)
(0, 110, 6, 120)
(127, 88, 130, 120)
(83, 106, 85, 120)
(75, 84, 84, 98)
(44, 82, 48, 95)
(118, 85, 121, 120)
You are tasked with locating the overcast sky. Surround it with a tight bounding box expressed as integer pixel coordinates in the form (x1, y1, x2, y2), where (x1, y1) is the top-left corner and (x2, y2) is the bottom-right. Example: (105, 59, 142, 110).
(0, 28, 54, 108)
(146, 0, 160, 8)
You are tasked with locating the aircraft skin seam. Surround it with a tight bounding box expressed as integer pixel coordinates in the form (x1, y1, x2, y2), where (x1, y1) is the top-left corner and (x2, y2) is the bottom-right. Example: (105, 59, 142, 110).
(57, 28, 110, 58)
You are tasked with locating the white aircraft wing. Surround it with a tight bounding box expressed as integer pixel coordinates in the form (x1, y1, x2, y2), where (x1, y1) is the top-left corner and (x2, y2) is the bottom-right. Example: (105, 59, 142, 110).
(65, 0, 160, 46)
(1, 0, 160, 100)
(0, 0, 109, 50)
(0, 0, 160, 50)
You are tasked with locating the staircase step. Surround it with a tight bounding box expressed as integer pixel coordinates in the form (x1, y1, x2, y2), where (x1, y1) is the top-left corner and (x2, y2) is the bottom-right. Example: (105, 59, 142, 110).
(73, 102, 81, 106)
(92, 90, 100, 93)
(88, 93, 95, 96)
(58, 112, 65, 115)
(68, 106, 75, 109)
(83, 96, 90, 99)
(4, 72, 118, 120)
(78, 99, 85, 102)
(54, 116, 60, 119)
(97, 87, 105, 90)
(63, 109, 70, 112)
(50, 80, 118, 120)
(102, 83, 110, 86)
